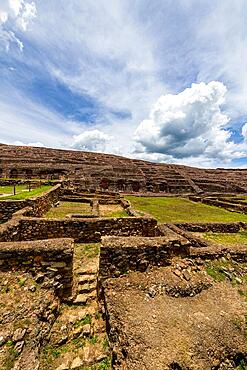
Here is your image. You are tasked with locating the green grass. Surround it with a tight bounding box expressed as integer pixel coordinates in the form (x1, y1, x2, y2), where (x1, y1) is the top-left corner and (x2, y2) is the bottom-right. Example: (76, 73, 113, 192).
(126, 196, 247, 223)
(202, 231, 247, 245)
(0, 184, 28, 195)
(45, 201, 92, 218)
(74, 243, 100, 261)
(0, 185, 52, 200)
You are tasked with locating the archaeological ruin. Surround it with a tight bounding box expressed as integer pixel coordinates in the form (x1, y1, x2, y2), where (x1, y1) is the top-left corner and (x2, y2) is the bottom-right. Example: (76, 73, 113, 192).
(0, 143, 246, 370)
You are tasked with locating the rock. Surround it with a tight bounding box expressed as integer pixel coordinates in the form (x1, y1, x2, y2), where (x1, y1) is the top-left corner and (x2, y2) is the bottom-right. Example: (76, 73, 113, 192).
(35, 274, 45, 283)
(235, 277, 242, 284)
(72, 324, 91, 339)
(0, 335, 7, 346)
(12, 328, 26, 342)
(173, 269, 182, 277)
(14, 340, 25, 354)
(183, 270, 191, 281)
(148, 286, 156, 298)
(55, 360, 70, 370)
(71, 356, 84, 369)
(82, 324, 91, 336)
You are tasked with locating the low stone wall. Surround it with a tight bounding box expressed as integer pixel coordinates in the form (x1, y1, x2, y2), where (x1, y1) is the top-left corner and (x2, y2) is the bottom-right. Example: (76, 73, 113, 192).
(201, 198, 247, 214)
(0, 216, 158, 243)
(0, 200, 26, 222)
(189, 244, 247, 262)
(174, 222, 242, 233)
(0, 184, 61, 222)
(0, 238, 74, 298)
(26, 184, 61, 217)
(99, 235, 191, 279)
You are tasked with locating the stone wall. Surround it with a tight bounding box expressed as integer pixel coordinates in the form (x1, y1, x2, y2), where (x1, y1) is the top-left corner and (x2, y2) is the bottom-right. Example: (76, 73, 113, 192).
(0, 238, 73, 298)
(0, 216, 158, 243)
(174, 222, 243, 233)
(99, 235, 191, 279)
(0, 200, 26, 222)
(0, 184, 61, 222)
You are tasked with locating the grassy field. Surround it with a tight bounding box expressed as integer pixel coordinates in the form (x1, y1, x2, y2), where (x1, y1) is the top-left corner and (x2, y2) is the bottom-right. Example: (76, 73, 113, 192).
(45, 201, 92, 218)
(125, 196, 247, 223)
(0, 185, 52, 200)
(202, 231, 247, 245)
(99, 204, 129, 218)
(0, 184, 30, 195)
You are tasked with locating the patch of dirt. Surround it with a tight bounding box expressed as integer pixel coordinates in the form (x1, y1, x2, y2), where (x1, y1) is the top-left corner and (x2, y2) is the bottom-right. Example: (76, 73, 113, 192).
(99, 204, 128, 218)
(103, 259, 247, 370)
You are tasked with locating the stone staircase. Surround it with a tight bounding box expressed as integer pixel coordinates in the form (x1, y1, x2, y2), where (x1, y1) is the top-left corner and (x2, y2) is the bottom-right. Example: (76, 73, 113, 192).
(73, 261, 98, 305)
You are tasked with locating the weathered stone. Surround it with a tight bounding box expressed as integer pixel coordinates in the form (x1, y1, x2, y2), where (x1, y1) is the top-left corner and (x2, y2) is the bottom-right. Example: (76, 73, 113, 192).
(70, 356, 84, 369)
(12, 328, 26, 342)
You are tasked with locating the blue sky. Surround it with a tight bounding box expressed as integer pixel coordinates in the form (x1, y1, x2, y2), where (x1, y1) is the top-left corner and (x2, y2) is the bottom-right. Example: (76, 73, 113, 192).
(1, 0, 247, 168)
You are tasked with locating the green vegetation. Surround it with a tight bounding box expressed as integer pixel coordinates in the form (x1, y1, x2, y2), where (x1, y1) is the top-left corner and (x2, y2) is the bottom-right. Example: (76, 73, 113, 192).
(74, 314, 92, 327)
(75, 243, 100, 261)
(99, 204, 128, 218)
(18, 277, 26, 287)
(102, 335, 109, 349)
(236, 359, 247, 370)
(126, 196, 247, 223)
(205, 258, 247, 284)
(202, 231, 247, 245)
(45, 201, 91, 218)
(0, 184, 28, 195)
(0, 185, 52, 200)
(88, 335, 98, 345)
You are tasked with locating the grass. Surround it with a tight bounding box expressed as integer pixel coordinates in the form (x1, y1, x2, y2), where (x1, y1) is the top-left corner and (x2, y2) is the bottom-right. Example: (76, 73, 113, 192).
(126, 196, 247, 223)
(99, 204, 128, 218)
(202, 231, 247, 245)
(74, 243, 100, 261)
(73, 314, 92, 327)
(205, 258, 247, 284)
(45, 201, 92, 218)
(0, 185, 52, 200)
(0, 184, 28, 195)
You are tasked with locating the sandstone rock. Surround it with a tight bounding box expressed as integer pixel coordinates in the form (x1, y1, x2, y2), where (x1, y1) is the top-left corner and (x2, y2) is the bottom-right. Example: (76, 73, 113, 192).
(183, 270, 191, 281)
(173, 269, 181, 277)
(12, 328, 26, 342)
(70, 356, 83, 369)
(14, 340, 24, 354)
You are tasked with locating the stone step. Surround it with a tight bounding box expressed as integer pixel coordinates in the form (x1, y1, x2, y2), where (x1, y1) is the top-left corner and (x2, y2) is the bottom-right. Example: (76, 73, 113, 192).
(76, 262, 99, 276)
(78, 274, 96, 284)
(78, 282, 97, 294)
(73, 291, 97, 306)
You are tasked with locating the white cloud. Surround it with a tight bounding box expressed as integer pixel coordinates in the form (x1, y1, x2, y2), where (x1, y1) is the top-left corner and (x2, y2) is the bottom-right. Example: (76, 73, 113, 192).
(71, 130, 112, 152)
(134, 81, 245, 165)
(13, 140, 45, 147)
(0, 0, 36, 50)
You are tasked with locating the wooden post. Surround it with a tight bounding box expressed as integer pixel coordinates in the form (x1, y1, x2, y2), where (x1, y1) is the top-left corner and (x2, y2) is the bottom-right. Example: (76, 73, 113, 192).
(14, 184, 16, 195)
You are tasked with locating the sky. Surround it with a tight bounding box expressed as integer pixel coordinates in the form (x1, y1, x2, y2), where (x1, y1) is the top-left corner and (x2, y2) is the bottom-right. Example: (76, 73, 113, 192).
(1, 0, 247, 168)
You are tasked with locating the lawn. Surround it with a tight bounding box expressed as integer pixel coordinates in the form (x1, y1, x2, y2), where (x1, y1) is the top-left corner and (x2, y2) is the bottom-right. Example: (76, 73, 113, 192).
(45, 201, 92, 218)
(0, 185, 52, 200)
(99, 204, 129, 218)
(125, 196, 247, 223)
(0, 184, 30, 195)
(202, 231, 247, 245)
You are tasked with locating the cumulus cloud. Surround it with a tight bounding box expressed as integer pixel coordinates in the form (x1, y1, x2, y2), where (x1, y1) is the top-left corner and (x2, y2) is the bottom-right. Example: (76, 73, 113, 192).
(134, 81, 245, 165)
(0, 0, 36, 50)
(13, 140, 45, 147)
(71, 129, 112, 152)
